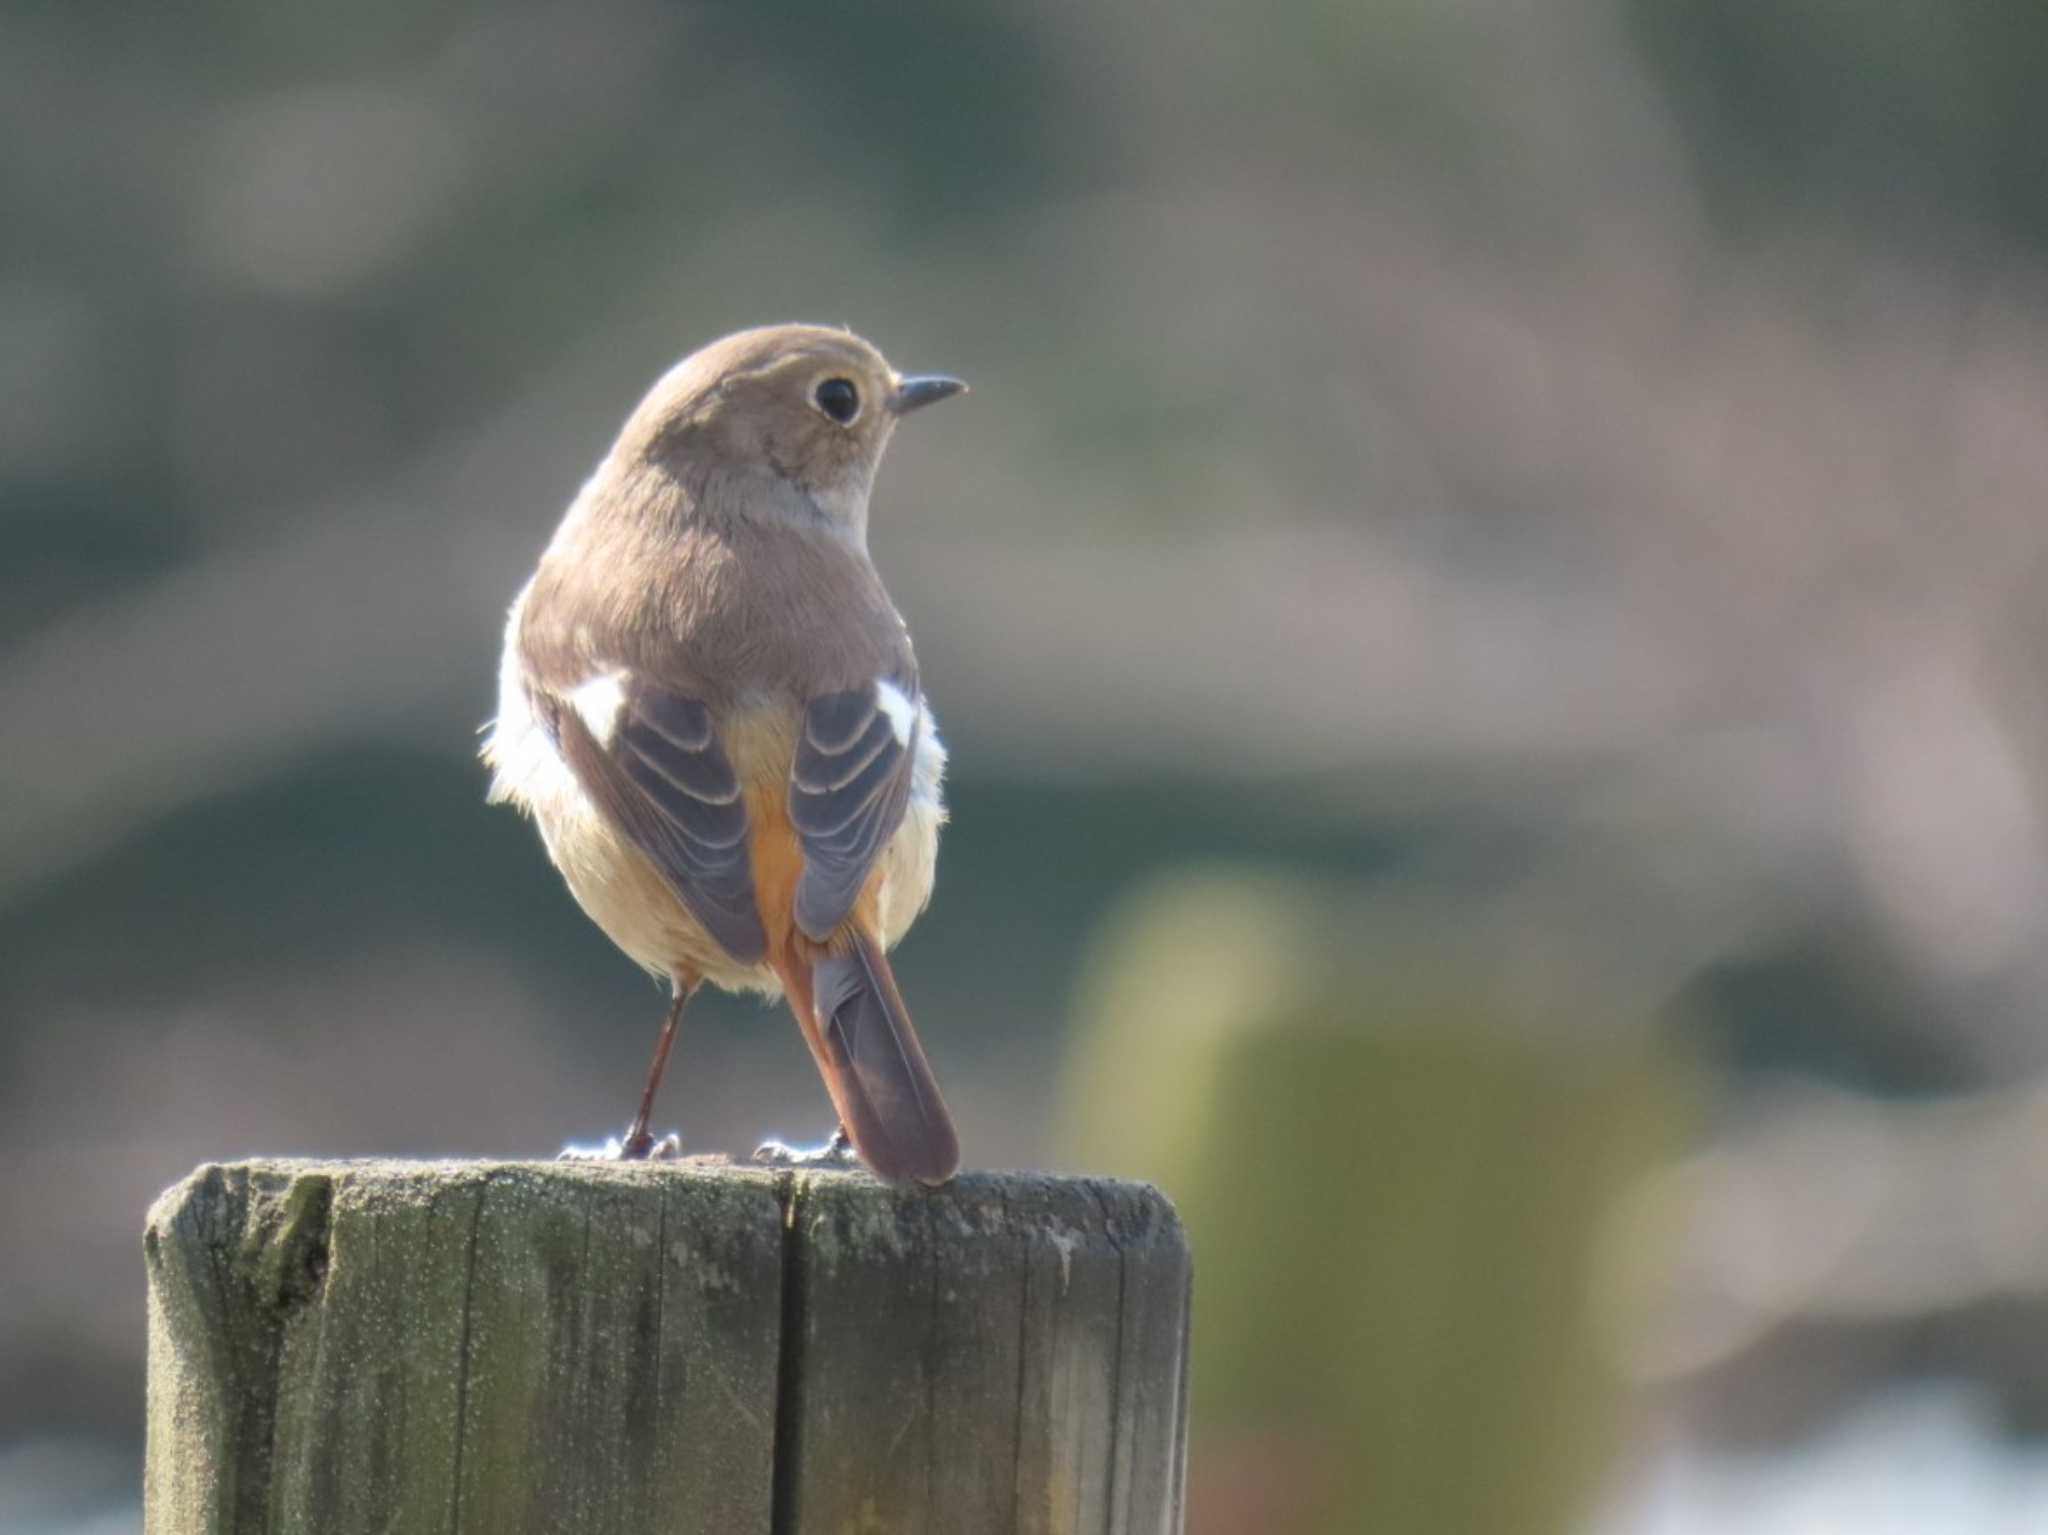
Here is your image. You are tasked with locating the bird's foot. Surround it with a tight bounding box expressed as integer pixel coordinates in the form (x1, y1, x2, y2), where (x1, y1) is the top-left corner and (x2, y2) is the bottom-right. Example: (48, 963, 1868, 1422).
(558, 1129, 683, 1162)
(752, 1125, 858, 1171)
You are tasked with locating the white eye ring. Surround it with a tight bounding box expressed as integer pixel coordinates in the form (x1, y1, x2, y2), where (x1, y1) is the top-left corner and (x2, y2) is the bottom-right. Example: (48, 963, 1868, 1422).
(813, 376, 861, 425)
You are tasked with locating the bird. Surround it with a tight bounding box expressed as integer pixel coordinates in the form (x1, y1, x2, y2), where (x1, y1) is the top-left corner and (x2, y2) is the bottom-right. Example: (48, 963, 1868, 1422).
(483, 323, 964, 1185)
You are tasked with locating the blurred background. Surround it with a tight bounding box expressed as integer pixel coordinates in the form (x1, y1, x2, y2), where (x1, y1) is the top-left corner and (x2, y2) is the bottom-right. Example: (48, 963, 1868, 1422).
(5, 2, 2048, 1531)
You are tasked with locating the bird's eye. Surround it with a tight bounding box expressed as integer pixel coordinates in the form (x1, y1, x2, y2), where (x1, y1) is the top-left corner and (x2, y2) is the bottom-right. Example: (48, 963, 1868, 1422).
(814, 377, 860, 424)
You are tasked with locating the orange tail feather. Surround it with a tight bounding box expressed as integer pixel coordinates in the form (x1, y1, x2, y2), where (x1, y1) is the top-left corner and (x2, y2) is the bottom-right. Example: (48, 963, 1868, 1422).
(775, 930, 958, 1186)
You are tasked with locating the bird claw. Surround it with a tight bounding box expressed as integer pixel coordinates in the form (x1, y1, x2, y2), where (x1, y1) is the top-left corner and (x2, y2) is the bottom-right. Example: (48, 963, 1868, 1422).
(752, 1126, 857, 1171)
(558, 1130, 683, 1162)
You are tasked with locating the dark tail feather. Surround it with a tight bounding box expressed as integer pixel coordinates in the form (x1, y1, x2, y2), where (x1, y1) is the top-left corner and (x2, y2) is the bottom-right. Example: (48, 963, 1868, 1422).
(808, 932, 959, 1186)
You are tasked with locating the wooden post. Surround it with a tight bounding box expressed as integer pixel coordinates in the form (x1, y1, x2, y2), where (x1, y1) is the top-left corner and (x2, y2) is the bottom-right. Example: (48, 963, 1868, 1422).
(144, 1159, 1190, 1535)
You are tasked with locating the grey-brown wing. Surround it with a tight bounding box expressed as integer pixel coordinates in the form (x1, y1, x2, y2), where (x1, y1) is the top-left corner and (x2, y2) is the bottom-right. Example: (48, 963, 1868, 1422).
(543, 680, 768, 964)
(788, 682, 917, 942)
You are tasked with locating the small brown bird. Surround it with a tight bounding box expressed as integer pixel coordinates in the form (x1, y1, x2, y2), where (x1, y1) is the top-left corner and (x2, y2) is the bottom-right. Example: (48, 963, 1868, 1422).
(483, 324, 964, 1185)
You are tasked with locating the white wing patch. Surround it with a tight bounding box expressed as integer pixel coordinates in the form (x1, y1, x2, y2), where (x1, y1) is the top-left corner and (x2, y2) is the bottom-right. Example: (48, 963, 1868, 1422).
(480, 588, 628, 809)
(569, 672, 629, 746)
(875, 678, 918, 747)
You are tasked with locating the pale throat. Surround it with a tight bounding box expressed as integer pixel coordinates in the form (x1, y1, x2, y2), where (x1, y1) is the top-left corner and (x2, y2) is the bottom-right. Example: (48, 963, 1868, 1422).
(800, 472, 873, 548)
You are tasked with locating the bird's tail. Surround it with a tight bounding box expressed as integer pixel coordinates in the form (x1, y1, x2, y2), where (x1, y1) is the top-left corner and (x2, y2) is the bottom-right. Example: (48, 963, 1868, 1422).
(777, 929, 959, 1186)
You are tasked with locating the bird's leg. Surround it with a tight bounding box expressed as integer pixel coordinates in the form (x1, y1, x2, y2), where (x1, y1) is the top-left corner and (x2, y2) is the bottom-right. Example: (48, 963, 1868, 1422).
(753, 1124, 859, 1170)
(561, 975, 699, 1161)
(620, 975, 701, 1158)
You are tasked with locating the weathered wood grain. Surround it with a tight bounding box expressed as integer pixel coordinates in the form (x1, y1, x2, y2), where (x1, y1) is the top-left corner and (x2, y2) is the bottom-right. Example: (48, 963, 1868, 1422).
(145, 1160, 1190, 1535)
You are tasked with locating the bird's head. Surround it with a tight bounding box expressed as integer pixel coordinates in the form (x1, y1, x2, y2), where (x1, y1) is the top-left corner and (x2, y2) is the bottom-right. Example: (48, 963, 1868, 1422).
(620, 324, 965, 538)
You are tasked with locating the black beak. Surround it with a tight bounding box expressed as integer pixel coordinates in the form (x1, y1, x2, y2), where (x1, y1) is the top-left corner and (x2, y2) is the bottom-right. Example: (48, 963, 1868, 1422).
(890, 374, 968, 415)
